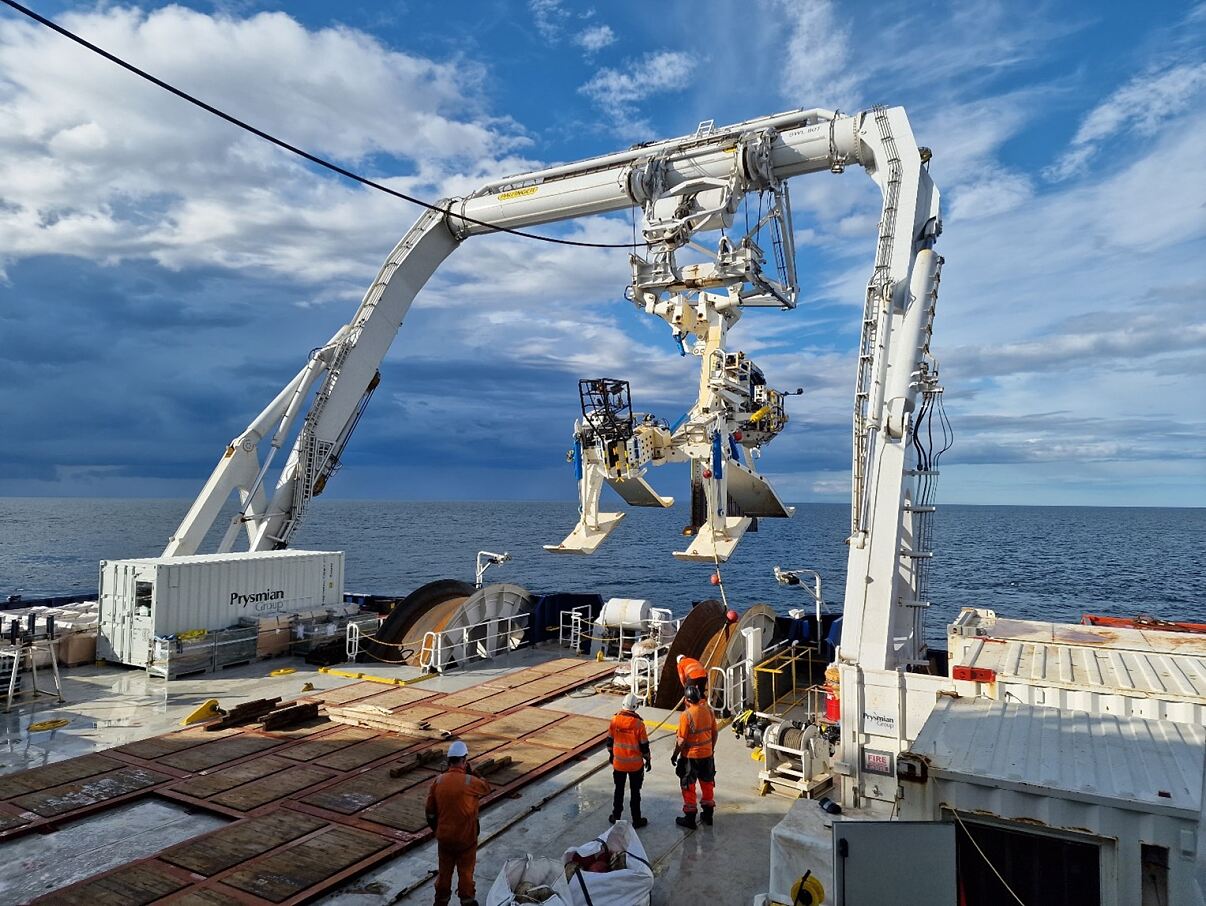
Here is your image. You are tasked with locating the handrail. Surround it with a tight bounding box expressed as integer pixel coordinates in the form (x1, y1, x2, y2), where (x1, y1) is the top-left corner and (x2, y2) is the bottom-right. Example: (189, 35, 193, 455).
(420, 612, 532, 673)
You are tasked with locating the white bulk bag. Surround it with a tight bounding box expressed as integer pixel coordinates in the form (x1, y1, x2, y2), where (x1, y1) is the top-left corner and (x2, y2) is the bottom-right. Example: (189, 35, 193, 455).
(562, 820, 654, 906)
(486, 855, 573, 906)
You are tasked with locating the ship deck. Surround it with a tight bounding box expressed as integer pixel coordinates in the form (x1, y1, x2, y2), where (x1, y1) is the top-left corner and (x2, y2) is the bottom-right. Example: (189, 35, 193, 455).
(0, 645, 803, 905)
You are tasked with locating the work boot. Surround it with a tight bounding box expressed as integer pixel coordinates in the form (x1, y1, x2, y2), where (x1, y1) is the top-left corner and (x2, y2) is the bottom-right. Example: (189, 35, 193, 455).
(675, 813, 697, 830)
(701, 806, 714, 826)
(459, 899, 478, 906)
(633, 816, 649, 829)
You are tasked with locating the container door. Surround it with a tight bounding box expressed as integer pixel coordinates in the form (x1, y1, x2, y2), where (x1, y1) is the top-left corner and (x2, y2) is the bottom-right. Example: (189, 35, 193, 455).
(833, 821, 955, 906)
(128, 574, 155, 667)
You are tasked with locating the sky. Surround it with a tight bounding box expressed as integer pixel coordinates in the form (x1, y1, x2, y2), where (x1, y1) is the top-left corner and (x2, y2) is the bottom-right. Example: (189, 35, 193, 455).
(0, 0, 1203, 509)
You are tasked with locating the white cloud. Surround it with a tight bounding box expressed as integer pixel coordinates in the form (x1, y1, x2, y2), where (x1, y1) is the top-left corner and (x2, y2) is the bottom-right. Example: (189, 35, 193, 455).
(528, 0, 571, 43)
(579, 50, 695, 136)
(771, 0, 861, 110)
(575, 24, 616, 53)
(1045, 61, 1206, 181)
(0, 6, 529, 282)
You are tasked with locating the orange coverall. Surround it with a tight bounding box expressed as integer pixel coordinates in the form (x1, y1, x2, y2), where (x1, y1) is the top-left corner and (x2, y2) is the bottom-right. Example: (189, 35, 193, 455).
(425, 765, 491, 906)
(677, 656, 708, 695)
(676, 700, 718, 814)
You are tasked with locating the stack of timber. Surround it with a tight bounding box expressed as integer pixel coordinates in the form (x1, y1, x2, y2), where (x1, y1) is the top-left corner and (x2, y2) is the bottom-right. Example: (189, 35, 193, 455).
(328, 702, 453, 739)
(259, 701, 319, 730)
(205, 697, 282, 731)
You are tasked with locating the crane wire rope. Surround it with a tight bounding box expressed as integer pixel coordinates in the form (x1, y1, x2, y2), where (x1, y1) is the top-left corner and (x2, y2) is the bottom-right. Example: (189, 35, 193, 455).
(0, 0, 645, 251)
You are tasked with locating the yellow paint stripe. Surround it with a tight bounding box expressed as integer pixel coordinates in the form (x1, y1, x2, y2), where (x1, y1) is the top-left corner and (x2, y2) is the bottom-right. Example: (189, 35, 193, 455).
(317, 667, 438, 687)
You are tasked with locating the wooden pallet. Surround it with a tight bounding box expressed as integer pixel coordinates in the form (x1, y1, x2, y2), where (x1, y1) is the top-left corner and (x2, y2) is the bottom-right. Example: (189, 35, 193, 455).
(0, 656, 616, 905)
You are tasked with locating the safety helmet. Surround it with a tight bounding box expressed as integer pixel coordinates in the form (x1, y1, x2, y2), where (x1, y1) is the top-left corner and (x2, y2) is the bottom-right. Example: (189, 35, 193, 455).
(448, 740, 469, 758)
(623, 692, 640, 710)
(685, 684, 703, 703)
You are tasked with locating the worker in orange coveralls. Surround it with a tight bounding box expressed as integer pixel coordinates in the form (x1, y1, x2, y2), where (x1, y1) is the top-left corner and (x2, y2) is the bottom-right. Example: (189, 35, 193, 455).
(425, 740, 491, 906)
(676, 654, 708, 698)
(671, 683, 718, 829)
(607, 692, 652, 827)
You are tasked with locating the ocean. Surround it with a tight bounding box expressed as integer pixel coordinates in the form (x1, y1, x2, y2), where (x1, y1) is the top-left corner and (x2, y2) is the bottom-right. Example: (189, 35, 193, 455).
(2, 499, 1202, 641)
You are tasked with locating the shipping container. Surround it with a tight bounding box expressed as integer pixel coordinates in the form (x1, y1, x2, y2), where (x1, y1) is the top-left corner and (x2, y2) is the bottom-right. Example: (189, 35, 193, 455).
(98, 549, 343, 667)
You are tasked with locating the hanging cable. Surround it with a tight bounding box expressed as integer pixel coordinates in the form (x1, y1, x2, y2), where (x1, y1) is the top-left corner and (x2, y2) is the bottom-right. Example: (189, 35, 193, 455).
(0, 0, 644, 250)
(951, 810, 1027, 906)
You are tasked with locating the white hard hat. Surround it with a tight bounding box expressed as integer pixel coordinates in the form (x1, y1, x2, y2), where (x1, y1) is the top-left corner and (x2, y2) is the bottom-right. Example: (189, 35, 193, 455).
(448, 740, 469, 758)
(623, 693, 640, 710)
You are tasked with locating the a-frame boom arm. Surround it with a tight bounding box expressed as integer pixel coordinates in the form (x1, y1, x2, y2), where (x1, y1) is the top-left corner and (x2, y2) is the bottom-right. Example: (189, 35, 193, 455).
(164, 106, 939, 585)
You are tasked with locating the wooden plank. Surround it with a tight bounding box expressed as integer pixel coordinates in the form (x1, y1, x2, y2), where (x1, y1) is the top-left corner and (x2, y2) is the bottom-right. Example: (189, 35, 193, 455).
(207, 697, 281, 731)
(161, 811, 328, 876)
(327, 712, 450, 741)
(117, 727, 241, 761)
(34, 862, 188, 905)
(261, 716, 331, 739)
(259, 702, 319, 731)
(168, 888, 246, 905)
(210, 764, 333, 812)
(169, 754, 297, 800)
(278, 726, 376, 762)
(449, 729, 509, 758)
(387, 703, 446, 724)
(459, 687, 535, 712)
(525, 715, 610, 752)
(516, 675, 580, 695)
(301, 760, 435, 814)
(476, 707, 563, 739)
(159, 735, 282, 773)
(303, 682, 384, 705)
(484, 740, 563, 786)
(435, 685, 507, 709)
(0, 810, 30, 833)
(0, 753, 122, 799)
(528, 657, 582, 674)
(352, 685, 439, 710)
(314, 734, 421, 771)
(560, 661, 617, 679)
(14, 766, 169, 818)
(359, 784, 431, 833)
(422, 710, 483, 732)
(221, 826, 390, 903)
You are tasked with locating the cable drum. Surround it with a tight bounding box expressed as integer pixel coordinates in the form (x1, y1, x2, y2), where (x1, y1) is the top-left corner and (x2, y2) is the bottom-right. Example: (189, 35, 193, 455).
(722, 603, 779, 669)
(361, 579, 473, 664)
(653, 600, 727, 709)
(435, 583, 533, 667)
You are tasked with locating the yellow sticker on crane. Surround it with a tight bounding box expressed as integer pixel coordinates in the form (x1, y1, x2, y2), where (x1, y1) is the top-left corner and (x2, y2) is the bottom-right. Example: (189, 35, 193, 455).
(497, 186, 538, 201)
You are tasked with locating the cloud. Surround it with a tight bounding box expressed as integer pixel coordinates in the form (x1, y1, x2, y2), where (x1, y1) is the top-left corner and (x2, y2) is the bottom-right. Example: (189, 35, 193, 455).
(1045, 62, 1206, 181)
(579, 51, 695, 136)
(529, 1, 615, 54)
(769, 0, 861, 110)
(944, 295, 1206, 378)
(528, 0, 572, 43)
(575, 24, 616, 53)
(0, 5, 528, 282)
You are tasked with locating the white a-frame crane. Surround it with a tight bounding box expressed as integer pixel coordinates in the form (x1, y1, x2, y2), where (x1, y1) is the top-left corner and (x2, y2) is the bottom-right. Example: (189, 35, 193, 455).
(164, 105, 942, 676)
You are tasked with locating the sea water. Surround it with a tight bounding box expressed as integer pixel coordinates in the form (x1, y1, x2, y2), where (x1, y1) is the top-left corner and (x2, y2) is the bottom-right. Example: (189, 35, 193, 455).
(1, 499, 1201, 641)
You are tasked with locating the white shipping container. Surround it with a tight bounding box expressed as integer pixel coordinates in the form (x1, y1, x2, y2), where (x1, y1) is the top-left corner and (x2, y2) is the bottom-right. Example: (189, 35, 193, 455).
(98, 549, 344, 668)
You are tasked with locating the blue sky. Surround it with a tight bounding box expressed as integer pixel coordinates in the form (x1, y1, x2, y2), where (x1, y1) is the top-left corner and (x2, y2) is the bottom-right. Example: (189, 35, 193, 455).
(0, 0, 1203, 507)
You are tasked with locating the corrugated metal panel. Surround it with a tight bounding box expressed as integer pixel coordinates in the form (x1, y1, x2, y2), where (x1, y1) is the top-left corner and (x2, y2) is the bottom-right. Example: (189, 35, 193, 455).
(99, 550, 344, 665)
(911, 698, 1205, 816)
(949, 611, 1206, 704)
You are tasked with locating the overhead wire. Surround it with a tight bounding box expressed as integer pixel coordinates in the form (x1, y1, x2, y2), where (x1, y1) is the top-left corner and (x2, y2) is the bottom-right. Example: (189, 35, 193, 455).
(0, 0, 643, 251)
